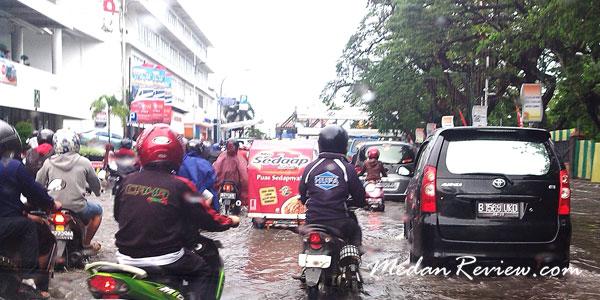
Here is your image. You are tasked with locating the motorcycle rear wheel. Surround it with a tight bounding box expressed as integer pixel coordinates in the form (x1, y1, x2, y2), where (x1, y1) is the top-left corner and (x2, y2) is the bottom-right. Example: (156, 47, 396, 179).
(307, 285, 319, 300)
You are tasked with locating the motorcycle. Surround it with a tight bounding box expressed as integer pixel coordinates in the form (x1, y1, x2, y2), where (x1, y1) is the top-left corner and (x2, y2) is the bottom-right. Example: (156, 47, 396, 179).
(364, 181, 385, 212)
(0, 179, 65, 300)
(85, 236, 225, 300)
(219, 181, 242, 215)
(103, 156, 138, 195)
(296, 209, 363, 299)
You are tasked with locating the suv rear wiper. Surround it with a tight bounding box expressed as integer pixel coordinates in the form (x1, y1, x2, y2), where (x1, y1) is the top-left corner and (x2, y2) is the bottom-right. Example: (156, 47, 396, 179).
(462, 172, 514, 185)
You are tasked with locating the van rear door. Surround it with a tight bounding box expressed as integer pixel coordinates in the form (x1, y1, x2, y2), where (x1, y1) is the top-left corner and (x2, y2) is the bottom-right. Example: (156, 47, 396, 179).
(435, 129, 560, 243)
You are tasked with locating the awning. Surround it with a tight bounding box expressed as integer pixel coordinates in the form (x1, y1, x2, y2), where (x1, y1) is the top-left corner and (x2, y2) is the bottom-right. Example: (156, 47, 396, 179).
(0, 0, 73, 29)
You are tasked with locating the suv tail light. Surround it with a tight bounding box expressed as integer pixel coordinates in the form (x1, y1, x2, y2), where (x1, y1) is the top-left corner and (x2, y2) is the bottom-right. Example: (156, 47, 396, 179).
(51, 212, 67, 226)
(420, 165, 437, 213)
(558, 169, 570, 215)
(308, 232, 322, 250)
(88, 275, 127, 296)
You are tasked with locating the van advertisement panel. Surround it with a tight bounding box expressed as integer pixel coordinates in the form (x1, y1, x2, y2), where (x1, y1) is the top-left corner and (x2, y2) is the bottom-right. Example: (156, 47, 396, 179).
(247, 140, 317, 221)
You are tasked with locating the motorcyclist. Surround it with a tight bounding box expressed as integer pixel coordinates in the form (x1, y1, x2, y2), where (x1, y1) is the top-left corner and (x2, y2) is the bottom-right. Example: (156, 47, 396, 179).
(114, 138, 136, 159)
(36, 129, 103, 255)
(114, 124, 239, 299)
(299, 125, 366, 247)
(213, 138, 248, 205)
(26, 130, 39, 150)
(178, 139, 219, 211)
(359, 147, 387, 182)
(0, 120, 61, 298)
(24, 129, 55, 177)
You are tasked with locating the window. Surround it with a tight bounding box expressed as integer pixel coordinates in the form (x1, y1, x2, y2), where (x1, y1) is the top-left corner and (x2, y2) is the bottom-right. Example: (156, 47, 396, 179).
(445, 140, 551, 176)
(359, 143, 415, 164)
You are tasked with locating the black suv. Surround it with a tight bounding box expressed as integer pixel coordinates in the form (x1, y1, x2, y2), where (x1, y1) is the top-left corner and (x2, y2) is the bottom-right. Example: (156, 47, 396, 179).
(404, 127, 571, 268)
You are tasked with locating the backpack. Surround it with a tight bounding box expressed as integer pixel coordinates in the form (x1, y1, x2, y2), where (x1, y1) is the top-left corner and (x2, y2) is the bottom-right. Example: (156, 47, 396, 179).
(24, 148, 54, 177)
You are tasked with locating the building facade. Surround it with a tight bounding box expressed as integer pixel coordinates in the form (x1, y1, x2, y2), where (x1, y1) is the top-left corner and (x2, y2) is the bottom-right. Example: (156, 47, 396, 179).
(0, 0, 216, 139)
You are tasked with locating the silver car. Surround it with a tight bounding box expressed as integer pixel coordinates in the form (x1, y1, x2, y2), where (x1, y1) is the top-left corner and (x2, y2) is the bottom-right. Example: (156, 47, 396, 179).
(353, 141, 416, 201)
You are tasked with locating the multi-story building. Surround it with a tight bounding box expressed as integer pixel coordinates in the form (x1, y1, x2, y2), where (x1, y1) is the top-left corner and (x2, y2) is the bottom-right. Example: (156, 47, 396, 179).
(126, 0, 215, 138)
(0, 0, 216, 139)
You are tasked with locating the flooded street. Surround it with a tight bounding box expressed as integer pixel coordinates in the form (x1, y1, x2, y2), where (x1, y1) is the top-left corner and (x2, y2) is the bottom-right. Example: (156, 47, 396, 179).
(52, 180, 600, 299)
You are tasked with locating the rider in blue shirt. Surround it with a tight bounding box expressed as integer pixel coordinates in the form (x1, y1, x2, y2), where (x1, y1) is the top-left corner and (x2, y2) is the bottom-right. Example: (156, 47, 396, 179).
(178, 139, 220, 211)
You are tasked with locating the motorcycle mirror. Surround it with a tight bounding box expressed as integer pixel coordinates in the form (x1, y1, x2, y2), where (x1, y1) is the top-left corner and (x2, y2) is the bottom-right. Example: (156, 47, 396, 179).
(48, 179, 66, 192)
(397, 166, 411, 176)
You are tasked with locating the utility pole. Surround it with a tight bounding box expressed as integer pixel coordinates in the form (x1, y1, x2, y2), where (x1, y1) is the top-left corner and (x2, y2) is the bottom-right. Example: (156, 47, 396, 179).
(120, 0, 128, 136)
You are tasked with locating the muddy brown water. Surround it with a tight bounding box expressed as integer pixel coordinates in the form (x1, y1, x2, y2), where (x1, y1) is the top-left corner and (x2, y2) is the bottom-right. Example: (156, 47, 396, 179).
(52, 181, 600, 299)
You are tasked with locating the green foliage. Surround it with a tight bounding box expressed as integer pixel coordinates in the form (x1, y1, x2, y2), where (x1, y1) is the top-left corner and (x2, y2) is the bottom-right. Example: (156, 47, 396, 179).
(14, 121, 33, 147)
(245, 126, 264, 139)
(79, 145, 105, 160)
(323, 0, 600, 138)
(90, 95, 129, 129)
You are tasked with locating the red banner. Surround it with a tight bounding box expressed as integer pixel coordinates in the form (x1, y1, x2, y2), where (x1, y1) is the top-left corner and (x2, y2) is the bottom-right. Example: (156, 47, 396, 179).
(130, 99, 165, 124)
(247, 140, 318, 220)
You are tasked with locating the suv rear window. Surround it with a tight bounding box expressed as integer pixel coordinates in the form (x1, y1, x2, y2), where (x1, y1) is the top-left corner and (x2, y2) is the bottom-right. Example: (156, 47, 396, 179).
(359, 144, 414, 164)
(445, 140, 550, 176)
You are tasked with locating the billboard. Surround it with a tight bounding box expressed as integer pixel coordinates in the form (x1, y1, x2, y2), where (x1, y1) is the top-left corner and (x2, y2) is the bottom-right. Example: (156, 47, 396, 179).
(472, 105, 488, 127)
(247, 140, 318, 224)
(129, 64, 172, 124)
(0, 57, 17, 86)
(520, 83, 543, 123)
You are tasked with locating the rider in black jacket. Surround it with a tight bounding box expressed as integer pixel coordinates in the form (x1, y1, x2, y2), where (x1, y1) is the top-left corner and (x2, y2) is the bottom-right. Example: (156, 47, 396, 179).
(299, 125, 366, 246)
(0, 120, 61, 297)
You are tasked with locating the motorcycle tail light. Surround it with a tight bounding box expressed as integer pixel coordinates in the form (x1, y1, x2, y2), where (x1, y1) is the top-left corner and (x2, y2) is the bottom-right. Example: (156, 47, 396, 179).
(402, 158, 413, 164)
(558, 169, 570, 215)
(52, 212, 67, 226)
(88, 275, 127, 295)
(223, 183, 234, 193)
(355, 165, 363, 174)
(308, 232, 322, 250)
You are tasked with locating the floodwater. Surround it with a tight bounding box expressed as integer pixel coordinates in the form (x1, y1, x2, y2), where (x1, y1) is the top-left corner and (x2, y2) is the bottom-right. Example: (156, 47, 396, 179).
(52, 180, 600, 299)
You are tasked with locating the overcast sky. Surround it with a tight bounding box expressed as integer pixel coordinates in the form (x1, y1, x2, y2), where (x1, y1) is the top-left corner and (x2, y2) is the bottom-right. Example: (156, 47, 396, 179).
(188, 0, 367, 136)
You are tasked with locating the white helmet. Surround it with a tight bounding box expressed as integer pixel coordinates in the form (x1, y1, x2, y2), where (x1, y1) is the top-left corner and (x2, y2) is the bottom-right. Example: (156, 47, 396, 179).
(53, 129, 81, 154)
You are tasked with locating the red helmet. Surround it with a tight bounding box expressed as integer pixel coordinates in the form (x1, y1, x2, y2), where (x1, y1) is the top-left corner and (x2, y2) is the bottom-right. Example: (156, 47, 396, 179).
(367, 147, 380, 159)
(136, 124, 184, 170)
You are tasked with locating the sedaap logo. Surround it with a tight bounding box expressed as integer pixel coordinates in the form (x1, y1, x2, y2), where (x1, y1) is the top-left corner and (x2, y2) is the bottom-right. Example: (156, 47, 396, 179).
(252, 151, 310, 170)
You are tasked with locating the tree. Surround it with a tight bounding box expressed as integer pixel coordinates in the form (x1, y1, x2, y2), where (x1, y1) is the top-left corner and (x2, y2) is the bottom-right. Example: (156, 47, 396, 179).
(90, 95, 129, 142)
(245, 126, 265, 139)
(15, 121, 33, 148)
(323, 0, 600, 139)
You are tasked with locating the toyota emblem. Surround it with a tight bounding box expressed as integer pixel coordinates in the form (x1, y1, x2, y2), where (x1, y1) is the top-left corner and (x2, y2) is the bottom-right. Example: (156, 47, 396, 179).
(492, 178, 506, 189)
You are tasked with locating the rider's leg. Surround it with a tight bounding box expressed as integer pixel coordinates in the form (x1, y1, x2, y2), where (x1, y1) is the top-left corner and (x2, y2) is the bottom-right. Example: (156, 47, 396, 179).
(0, 217, 39, 279)
(79, 201, 103, 248)
(161, 250, 218, 299)
(35, 222, 55, 293)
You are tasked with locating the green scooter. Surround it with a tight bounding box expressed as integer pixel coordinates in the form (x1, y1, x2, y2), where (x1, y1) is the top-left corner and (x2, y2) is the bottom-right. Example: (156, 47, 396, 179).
(85, 237, 225, 300)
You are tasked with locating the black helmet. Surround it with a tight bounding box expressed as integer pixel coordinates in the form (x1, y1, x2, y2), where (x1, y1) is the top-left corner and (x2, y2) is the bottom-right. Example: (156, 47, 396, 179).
(0, 120, 22, 156)
(318, 125, 348, 154)
(37, 129, 54, 145)
(186, 139, 205, 155)
(120, 138, 133, 150)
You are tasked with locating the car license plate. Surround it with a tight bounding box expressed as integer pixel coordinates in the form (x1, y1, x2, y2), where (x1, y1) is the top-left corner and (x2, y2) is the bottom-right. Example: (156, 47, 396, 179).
(52, 230, 74, 240)
(221, 192, 236, 200)
(382, 182, 399, 189)
(477, 202, 520, 218)
(298, 254, 331, 268)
